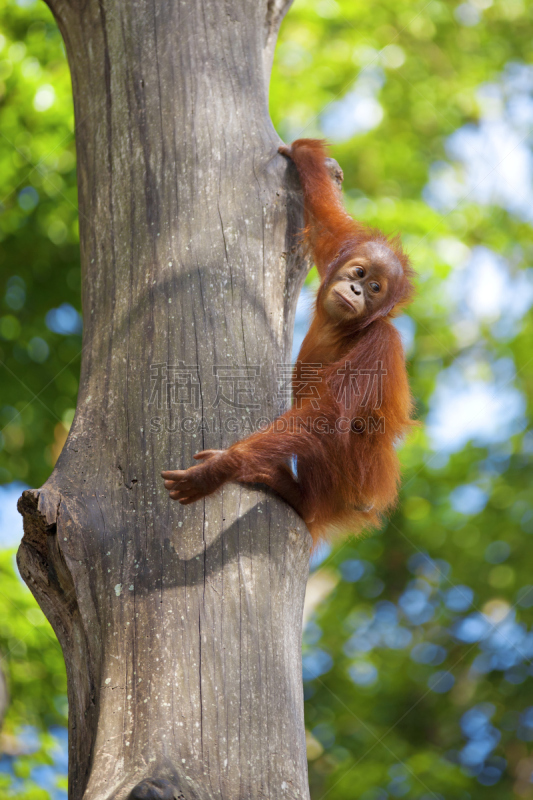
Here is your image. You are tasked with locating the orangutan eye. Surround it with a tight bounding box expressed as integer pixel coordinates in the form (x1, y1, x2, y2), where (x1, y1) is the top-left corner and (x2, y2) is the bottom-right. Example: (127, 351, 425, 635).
(369, 282, 380, 293)
(355, 267, 364, 277)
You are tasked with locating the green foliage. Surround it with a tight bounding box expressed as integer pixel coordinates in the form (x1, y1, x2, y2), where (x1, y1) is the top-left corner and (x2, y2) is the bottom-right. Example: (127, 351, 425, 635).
(270, 0, 533, 797)
(1, 0, 533, 797)
(0, 550, 66, 798)
(0, 550, 66, 728)
(0, 0, 80, 489)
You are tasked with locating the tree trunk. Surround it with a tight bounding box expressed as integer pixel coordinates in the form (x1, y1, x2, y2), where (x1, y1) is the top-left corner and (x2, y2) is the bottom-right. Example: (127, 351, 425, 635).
(17, 1, 311, 798)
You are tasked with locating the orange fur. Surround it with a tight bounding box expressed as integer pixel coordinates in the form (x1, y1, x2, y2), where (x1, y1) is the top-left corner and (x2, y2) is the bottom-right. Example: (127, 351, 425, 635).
(162, 139, 416, 547)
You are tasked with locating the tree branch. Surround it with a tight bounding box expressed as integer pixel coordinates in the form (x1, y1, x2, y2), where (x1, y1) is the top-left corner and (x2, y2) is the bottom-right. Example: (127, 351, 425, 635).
(264, 0, 295, 75)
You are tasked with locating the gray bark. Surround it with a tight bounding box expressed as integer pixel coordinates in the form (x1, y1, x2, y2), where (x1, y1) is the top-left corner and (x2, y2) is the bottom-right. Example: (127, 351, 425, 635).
(17, 1, 312, 798)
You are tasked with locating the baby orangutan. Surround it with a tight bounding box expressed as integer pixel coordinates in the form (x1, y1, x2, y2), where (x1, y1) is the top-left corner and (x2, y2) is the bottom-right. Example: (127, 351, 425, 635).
(162, 139, 416, 545)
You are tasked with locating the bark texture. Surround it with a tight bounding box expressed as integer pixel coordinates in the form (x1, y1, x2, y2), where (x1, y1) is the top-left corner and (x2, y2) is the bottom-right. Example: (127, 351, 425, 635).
(17, 1, 312, 798)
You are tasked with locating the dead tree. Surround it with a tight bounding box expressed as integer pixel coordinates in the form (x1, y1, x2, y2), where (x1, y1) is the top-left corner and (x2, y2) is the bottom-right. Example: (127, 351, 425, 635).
(17, 1, 313, 798)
